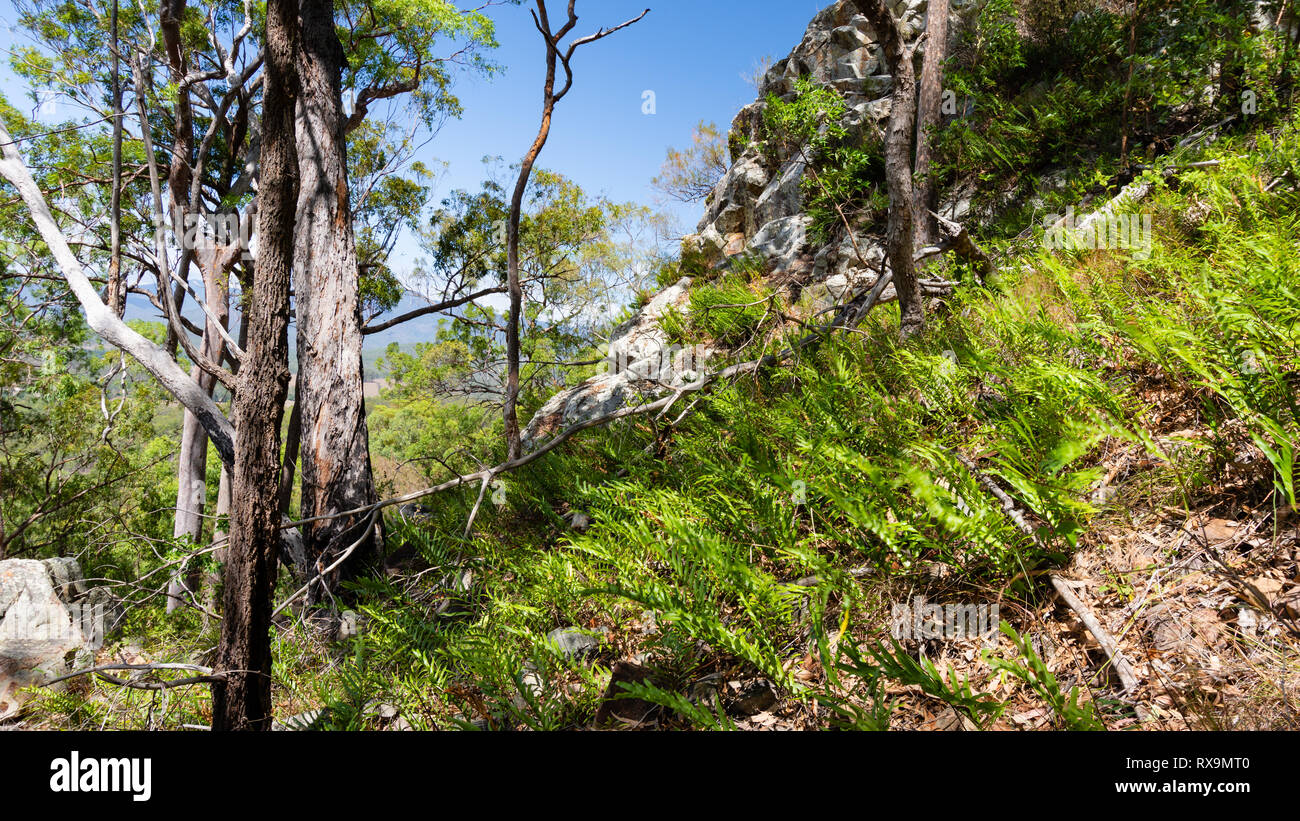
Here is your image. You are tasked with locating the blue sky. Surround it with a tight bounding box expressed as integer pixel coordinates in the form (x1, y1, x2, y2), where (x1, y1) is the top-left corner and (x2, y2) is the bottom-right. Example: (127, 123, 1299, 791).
(0, 0, 821, 224)
(419, 0, 823, 229)
(0, 1, 827, 344)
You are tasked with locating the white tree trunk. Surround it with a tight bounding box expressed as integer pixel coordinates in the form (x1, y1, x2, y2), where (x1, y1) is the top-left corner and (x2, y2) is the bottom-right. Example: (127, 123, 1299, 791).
(0, 118, 236, 464)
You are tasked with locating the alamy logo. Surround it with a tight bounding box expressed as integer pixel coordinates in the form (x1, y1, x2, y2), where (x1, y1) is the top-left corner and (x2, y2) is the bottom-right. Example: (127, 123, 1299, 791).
(604, 342, 705, 387)
(891, 596, 999, 642)
(178, 208, 254, 260)
(1043, 206, 1153, 260)
(150, 206, 255, 260)
(50, 752, 152, 802)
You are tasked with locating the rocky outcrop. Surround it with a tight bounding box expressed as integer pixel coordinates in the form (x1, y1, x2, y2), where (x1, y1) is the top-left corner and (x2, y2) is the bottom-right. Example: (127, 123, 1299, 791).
(695, 0, 978, 268)
(525, 279, 717, 446)
(522, 1, 976, 450)
(0, 558, 118, 721)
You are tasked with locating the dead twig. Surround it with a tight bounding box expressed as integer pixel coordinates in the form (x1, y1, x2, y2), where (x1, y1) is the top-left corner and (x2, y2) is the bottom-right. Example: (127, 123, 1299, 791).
(43, 663, 224, 690)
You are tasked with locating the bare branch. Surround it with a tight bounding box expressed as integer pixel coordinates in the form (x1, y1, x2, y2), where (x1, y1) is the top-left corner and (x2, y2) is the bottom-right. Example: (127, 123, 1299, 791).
(43, 663, 223, 690)
(362, 286, 507, 335)
(0, 117, 236, 465)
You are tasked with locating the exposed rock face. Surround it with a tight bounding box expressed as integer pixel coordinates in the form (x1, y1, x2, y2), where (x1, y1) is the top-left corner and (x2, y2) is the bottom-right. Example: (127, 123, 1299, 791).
(697, 0, 977, 262)
(525, 279, 717, 446)
(0, 558, 115, 721)
(522, 1, 976, 450)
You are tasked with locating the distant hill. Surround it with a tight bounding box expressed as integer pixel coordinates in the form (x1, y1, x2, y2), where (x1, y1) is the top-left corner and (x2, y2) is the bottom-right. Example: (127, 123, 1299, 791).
(124, 289, 452, 384)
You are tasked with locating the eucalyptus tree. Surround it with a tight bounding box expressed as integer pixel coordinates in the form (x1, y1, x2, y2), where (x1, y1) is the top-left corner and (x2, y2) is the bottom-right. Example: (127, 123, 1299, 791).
(368, 166, 663, 489)
(849, 0, 925, 340)
(1, 0, 302, 731)
(211, 0, 298, 731)
(0, 100, 171, 560)
(913, 0, 949, 248)
(288, 0, 502, 595)
(6, 1, 261, 615)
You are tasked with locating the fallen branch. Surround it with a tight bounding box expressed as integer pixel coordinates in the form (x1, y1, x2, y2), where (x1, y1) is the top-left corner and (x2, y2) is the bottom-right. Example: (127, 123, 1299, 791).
(1047, 574, 1141, 693)
(281, 265, 906, 537)
(271, 509, 381, 617)
(1265, 173, 1293, 193)
(951, 451, 1141, 693)
(1175, 115, 1236, 150)
(43, 663, 223, 690)
(930, 211, 994, 282)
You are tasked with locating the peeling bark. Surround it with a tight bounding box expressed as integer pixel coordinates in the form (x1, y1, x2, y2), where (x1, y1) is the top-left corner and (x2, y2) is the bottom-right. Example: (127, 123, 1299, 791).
(293, 0, 381, 593)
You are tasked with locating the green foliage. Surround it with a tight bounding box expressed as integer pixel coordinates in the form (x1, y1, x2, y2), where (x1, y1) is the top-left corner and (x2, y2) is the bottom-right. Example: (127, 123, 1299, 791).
(341, 0, 505, 130)
(350, 122, 436, 317)
(803, 144, 888, 242)
(347, 128, 1300, 731)
(652, 121, 729, 204)
(678, 238, 716, 278)
(574, 484, 803, 686)
(763, 76, 886, 241)
(937, 0, 1300, 234)
(1018, 0, 1092, 57)
(958, 0, 1024, 91)
(828, 638, 1005, 729)
(985, 622, 1104, 730)
(410, 163, 658, 407)
(686, 274, 775, 347)
(652, 255, 685, 289)
(11, 0, 1300, 733)
(762, 76, 847, 154)
(0, 124, 181, 561)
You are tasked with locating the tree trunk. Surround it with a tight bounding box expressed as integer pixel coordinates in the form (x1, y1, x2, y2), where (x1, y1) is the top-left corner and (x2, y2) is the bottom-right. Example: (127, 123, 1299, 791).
(852, 0, 924, 339)
(173, 379, 213, 546)
(166, 369, 215, 613)
(292, 0, 381, 595)
(503, 2, 647, 458)
(504, 99, 556, 462)
(202, 465, 231, 630)
(912, 0, 949, 248)
(211, 0, 298, 732)
(505, 4, 565, 463)
(160, 0, 196, 358)
(107, 0, 125, 318)
(161, 0, 226, 609)
(1218, 1, 1252, 113)
(167, 260, 231, 612)
(278, 376, 301, 517)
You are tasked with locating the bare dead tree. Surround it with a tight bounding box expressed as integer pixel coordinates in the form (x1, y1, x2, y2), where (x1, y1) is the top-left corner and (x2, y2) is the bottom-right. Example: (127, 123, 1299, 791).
(502, 1, 650, 461)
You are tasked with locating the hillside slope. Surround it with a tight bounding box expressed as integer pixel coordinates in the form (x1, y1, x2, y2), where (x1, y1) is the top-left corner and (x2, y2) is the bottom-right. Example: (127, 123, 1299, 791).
(20, 0, 1300, 732)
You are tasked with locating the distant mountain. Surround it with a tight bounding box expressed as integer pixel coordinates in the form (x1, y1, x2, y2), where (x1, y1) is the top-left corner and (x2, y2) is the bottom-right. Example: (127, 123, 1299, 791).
(124, 289, 452, 383)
